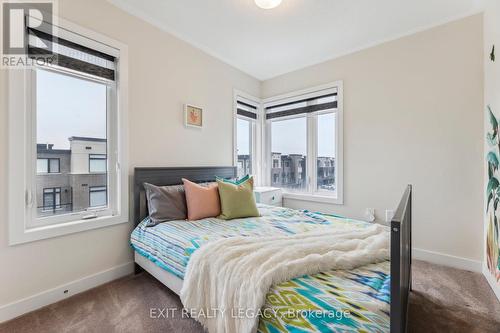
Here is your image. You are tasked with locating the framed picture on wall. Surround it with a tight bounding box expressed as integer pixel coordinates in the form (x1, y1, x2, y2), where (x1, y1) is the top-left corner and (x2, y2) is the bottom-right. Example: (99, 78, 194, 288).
(185, 104, 203, 128)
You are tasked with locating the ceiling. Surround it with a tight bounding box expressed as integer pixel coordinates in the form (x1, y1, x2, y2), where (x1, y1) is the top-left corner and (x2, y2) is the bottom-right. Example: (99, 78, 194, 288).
(109, 0, 484, 80)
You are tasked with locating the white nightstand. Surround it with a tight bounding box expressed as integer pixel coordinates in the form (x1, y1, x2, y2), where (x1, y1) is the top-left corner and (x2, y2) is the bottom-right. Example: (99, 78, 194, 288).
(254, 187, 283, 207)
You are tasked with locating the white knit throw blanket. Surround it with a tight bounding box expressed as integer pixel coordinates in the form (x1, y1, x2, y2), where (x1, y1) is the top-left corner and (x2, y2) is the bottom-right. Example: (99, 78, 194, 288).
(180, 224, 390, 333)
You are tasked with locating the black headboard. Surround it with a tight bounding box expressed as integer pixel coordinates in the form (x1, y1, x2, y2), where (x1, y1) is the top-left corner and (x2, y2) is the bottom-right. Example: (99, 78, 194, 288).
(133, 166, 237, 227)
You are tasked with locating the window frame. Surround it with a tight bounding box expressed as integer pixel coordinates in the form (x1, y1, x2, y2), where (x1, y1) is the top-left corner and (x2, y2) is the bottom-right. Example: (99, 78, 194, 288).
(263, 81, 344, 204)
(235, 117, 254, 178)
(37, 157, 60, 174)
(28, 64, 115, 228)
(268, 114, 308, 192)
(233, 90, 262, 185)
(7, 15, 129, 245)
(88, 154, 107, 174)
(42, 187, 62, 212)
(89, 186, 108, 208)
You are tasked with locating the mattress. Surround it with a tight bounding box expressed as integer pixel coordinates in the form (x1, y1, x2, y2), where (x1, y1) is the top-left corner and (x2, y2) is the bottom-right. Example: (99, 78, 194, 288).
(130, 204, 390, 332)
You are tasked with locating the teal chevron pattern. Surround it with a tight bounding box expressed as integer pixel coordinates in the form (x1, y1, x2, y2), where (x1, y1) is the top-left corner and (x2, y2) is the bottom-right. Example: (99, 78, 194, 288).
(258, 261, 390, 333)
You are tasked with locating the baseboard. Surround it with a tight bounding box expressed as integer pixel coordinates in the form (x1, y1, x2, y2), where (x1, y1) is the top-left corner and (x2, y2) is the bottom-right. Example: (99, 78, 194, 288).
(0, 261, 134, 324)
(413, 248, 482, 272)
(0, 250, 485, 324)
(482, 265, 500, 302)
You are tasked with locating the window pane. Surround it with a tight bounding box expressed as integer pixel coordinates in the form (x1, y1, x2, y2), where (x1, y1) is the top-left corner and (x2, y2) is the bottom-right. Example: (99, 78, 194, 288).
(36, 68, 108, 218)
(49, 159, 60, 173)
(42, 188, 61, 211)
(237, 118, 252, 178)
(271, 117, 307, 191)
(89, 187, 107, 207)
(317, 113, 336, 192)
(43, 190, 54, 209)
(89, 155, 107, 173)
(37, 159, 48, 173)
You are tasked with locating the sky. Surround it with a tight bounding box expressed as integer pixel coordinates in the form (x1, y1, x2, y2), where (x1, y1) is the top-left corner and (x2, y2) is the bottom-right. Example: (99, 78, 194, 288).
(237, 118, 250, 155)
(270, 113, 335, 157)
(237, 113, 336, 157)
(317, 113, 336, 157)
(37, 68, 107, 149)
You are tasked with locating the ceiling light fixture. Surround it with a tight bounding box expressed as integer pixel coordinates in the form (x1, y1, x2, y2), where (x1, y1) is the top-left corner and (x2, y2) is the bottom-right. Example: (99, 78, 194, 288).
(255, 0, 282, 10)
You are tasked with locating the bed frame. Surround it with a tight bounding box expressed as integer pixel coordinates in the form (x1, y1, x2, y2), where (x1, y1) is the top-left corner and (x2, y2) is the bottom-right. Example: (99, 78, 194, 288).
(133, 167, 412, 333)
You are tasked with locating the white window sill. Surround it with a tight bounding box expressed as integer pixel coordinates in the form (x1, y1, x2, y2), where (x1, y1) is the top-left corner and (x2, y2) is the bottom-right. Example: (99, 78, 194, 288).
(283, 192, 343, 205)
(9, 214, 129, 245)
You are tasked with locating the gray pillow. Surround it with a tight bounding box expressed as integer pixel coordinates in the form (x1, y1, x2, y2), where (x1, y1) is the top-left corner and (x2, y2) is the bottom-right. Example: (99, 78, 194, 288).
(143, 183, 187, 226)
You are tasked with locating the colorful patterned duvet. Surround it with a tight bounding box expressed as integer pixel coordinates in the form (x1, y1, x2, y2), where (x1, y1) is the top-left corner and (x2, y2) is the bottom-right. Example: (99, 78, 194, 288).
(130, 205, 390, 333)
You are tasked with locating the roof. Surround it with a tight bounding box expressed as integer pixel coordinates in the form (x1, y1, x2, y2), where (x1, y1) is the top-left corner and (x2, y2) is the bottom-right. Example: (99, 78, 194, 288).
(68, 136, 107, 142)
(37, 146, 70, 154)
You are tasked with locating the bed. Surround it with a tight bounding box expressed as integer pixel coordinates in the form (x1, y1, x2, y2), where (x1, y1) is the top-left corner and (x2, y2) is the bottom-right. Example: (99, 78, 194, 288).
(131, 167, 412, 333)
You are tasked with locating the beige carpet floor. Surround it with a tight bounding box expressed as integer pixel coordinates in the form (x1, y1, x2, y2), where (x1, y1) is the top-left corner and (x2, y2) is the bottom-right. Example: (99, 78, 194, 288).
(1, 260, 499, 333)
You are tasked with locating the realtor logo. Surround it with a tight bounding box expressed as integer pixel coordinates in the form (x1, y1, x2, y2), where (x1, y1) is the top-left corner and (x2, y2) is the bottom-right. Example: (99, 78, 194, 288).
(2, 0, 55, 67)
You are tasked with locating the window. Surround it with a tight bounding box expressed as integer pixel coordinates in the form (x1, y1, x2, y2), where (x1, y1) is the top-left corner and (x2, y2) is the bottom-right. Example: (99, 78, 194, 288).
(264, 82, 343, 203)
(42, 188, 61, 211)
(236, 118, 252, 178)
(89, 186, 107, 207)
(89, 154, 107, 173)
(317, 113, 336, 192)
(35, 68, 109, 219)
(8, 15, 129, 245)
(270, 117, 307, 191)
(37, 158, 60, 173)
(234, 94, 260, 180)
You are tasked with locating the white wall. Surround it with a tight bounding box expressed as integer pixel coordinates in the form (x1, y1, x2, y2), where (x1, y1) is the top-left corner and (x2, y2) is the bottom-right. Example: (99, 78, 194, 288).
(483, 0, 500, 301)
(70, 140, 106, 174)
(262, 15, 484, 265)
(0, 0, 259, 310)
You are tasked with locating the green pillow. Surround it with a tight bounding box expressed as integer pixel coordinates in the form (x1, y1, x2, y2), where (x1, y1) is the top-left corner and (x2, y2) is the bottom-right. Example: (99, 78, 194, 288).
(217, 177, 260, 220)
(216, 174, 250, 185)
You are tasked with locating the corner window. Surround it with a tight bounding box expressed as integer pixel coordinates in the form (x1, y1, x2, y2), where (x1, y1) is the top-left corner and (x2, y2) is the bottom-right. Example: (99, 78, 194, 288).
(237, 118, 252, 178)
(264, 82, 343, 203)
(234, 94, 260, 180)
(270, 117, 307, 191)
(317, 113, 336, 193)
(7, 15, 129, 245)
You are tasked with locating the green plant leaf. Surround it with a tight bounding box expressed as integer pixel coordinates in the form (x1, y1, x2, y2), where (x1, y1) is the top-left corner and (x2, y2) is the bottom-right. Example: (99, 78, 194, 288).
(487, 133, 498, 146)
(488, 152, 500, 169)
(487, 192, 493, 212)
(488, 105, 498, 130)
(487, 177, 499, 197)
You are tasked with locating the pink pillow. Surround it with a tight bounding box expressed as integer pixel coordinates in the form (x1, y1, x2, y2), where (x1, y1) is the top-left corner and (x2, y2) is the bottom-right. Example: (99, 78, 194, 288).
(182, 178, 221, 220)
